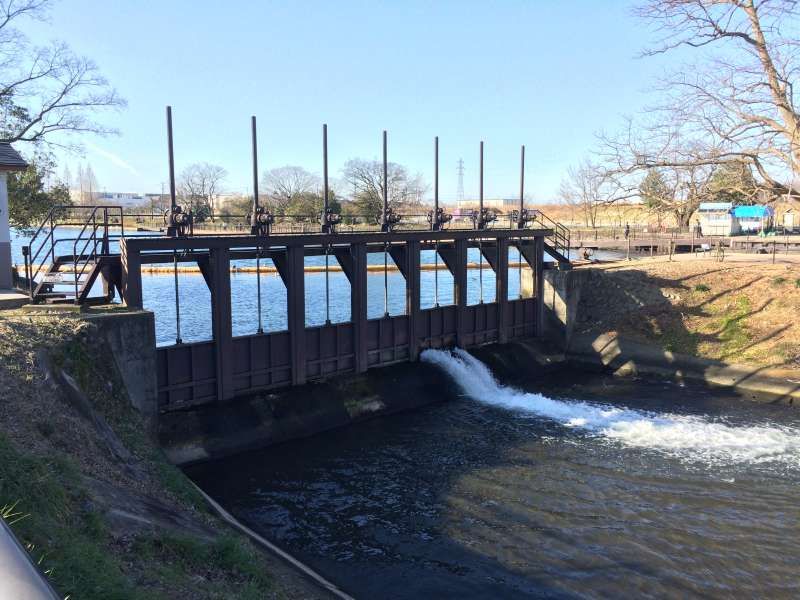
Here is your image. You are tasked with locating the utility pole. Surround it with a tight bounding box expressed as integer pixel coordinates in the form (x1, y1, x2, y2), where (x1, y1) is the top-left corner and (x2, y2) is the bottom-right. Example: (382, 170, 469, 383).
(456, 158, 465, 204)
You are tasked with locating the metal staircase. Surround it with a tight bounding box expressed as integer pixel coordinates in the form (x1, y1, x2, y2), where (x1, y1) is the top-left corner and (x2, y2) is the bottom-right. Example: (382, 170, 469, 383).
(24, 206, 123, 304)
(534, 210, 572, 268)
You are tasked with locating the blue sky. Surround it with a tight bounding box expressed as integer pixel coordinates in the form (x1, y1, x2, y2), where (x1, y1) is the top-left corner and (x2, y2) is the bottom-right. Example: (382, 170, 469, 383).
(24, 0, 674, 202)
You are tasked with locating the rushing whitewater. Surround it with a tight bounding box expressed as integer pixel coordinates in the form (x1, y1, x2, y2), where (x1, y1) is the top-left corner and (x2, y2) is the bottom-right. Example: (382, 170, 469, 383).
(421, 348, 800, 467)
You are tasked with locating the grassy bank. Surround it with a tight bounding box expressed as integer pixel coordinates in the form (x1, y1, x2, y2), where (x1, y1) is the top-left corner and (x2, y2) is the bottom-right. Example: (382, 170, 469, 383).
(575, 259, 800, 369)
(0, 313, 325, 599)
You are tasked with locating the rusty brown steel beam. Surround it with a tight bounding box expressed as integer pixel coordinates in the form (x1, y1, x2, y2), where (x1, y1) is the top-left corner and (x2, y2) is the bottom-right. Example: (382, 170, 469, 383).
(495, 237, 509, 344)
(123, 228, 552, 254)
(406, 240, 421, 361)
(209, 247, 234, 401)
(535, 236, 545, 336)
(351, 243, 368, 373)
(287, 245, 306, 385)
(119, 242, 142, 308)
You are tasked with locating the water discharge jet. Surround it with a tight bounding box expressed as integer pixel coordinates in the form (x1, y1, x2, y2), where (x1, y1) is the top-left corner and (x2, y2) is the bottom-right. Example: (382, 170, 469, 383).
(421, 347, 800, 468)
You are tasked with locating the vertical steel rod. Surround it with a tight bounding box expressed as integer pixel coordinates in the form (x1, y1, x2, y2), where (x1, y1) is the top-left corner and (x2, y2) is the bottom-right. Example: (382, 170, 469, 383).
(166, 106, 177, 211)
(434, 136, 439, 223)
(173, 249, 182, 344)
(519, 145, 525, 228)
(323, 124, 329, 217)
(256, 247, 263, 333)
(325, 244, 331, 325)
(479, 140, 484, 216)
(518, 239, 523, 299)
(479, 239, 483, 304)
(251, 116, 259, 213)
(253, 116, 263, 333)
(383, 241, 389, 317)
(434, 241, 439, 307)
(382, 130, 388, 227)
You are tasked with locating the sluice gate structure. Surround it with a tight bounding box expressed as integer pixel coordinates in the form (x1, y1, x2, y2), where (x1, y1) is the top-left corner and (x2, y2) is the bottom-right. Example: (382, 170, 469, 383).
(120, 228, 550, 409)
(22, 107, 571, 414)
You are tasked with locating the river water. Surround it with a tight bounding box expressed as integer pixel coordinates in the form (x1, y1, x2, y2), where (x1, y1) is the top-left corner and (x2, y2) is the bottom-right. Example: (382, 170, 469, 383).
(187, 349, 800, 599)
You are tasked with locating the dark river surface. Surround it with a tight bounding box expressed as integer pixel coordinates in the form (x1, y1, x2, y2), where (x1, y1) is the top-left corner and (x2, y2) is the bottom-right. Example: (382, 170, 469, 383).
(187, 349, 800, 599)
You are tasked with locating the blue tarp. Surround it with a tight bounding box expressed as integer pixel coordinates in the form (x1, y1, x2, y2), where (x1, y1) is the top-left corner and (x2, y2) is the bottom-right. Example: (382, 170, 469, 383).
(732, 205, 774, 218)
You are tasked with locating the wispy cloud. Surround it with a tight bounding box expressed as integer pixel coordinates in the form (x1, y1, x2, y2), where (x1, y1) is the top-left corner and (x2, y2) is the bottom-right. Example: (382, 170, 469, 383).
(85, 142, 140, 177)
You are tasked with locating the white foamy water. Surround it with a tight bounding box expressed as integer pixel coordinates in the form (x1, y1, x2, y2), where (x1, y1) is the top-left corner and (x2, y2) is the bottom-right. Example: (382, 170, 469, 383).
(421, 348, 800, 468)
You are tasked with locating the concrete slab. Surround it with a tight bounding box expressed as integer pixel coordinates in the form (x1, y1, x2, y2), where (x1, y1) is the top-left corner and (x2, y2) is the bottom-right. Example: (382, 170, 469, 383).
(20, 303, 82, 314)
(0, 289, 28, 310)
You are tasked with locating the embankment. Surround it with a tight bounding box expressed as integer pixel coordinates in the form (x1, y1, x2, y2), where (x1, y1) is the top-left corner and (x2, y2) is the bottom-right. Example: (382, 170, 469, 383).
(542, 259, 800, 403)
(0, 309, 336, 599)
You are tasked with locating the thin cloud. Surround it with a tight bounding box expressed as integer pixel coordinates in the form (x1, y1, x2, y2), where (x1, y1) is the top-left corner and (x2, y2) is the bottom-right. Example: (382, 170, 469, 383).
(85, 142, 140, 177)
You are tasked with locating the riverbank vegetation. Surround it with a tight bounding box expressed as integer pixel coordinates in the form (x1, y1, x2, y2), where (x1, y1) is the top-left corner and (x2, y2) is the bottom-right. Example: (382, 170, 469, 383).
(0, 312, 324, 599)
(576, 260, 800, 369)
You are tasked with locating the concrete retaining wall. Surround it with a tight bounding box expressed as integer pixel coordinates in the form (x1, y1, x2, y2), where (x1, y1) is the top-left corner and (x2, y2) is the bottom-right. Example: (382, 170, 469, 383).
(569, 332, 800, 404)
(533, 267, 800, 404)
(160, 339, 565, 465)
(83, 310, 159, 433)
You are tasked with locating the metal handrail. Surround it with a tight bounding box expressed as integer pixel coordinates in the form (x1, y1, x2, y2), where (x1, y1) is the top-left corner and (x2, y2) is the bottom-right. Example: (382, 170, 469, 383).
(23, 205, 123, 301)
(71, 206, 123, 303)
(23, 204, 574, 303)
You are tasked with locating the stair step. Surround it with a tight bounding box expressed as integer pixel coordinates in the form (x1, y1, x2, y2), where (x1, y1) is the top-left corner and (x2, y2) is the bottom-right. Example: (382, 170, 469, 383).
(36, 291, 76, 297)
(42, 273, 91, 284)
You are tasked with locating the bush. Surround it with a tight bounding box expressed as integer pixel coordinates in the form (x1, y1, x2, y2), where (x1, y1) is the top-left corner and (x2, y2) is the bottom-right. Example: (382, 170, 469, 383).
(694, 283, 710, 292)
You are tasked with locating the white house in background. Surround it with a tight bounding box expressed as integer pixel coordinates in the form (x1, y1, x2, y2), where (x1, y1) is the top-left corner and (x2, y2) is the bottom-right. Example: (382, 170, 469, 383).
(69, 189, 147, 207)
(696, 202, 738, 236)
(784, 208, 796, 231)
(97, 192, 146, 207)
(456, 198, 519, 213)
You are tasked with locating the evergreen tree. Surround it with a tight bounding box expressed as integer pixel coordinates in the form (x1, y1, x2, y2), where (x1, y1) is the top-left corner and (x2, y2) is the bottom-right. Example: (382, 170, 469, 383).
(707, 163, 758, 205)
(639, 169, 670, 209)
(8, 153, 72, 229)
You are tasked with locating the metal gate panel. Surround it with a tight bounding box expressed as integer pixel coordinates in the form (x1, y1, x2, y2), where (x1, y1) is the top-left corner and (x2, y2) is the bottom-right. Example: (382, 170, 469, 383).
(417, 305, 457, 349)
(463, 303, 499, 346)
(231, 331, 291, 394)
(157, 341, 217, 410)
(305, 322, 355, 379)
(366, 315, 409, 366)
(506, 298, 536, 339)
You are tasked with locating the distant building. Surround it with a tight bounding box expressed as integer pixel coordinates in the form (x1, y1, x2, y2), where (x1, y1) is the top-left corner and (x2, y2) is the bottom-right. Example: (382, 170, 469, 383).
(695, 202, 775, 235)
(97, 192, 146, 207)
(784, 208, 796, 231)
(456, 198, 519, 213)
(696, 202, 737, 236)
(732, 205, 773, 233)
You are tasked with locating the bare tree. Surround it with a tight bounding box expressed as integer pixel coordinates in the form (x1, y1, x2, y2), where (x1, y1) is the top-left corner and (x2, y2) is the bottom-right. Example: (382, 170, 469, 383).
(559, 159, 622, 228)
(178, 163, 227, 219)
(0, 0, 124, 148)
(608, 0, 800, 197)
(261, 166, 319, 214)
(342, 158, 427, 217)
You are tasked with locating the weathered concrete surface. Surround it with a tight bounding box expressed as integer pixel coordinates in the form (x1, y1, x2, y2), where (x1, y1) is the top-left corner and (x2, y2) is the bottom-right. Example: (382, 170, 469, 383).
(161, 339, 566, 466)
(570, 332, 800, 404)
(0, 288, 28, 310)
(541, 269, 591, 350)
(82, 309, 159, 434)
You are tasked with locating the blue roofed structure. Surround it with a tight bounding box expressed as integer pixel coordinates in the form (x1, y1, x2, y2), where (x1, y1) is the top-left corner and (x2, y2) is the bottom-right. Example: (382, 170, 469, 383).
(733, 204, 773, 233)
(732, 205, 774, 218)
